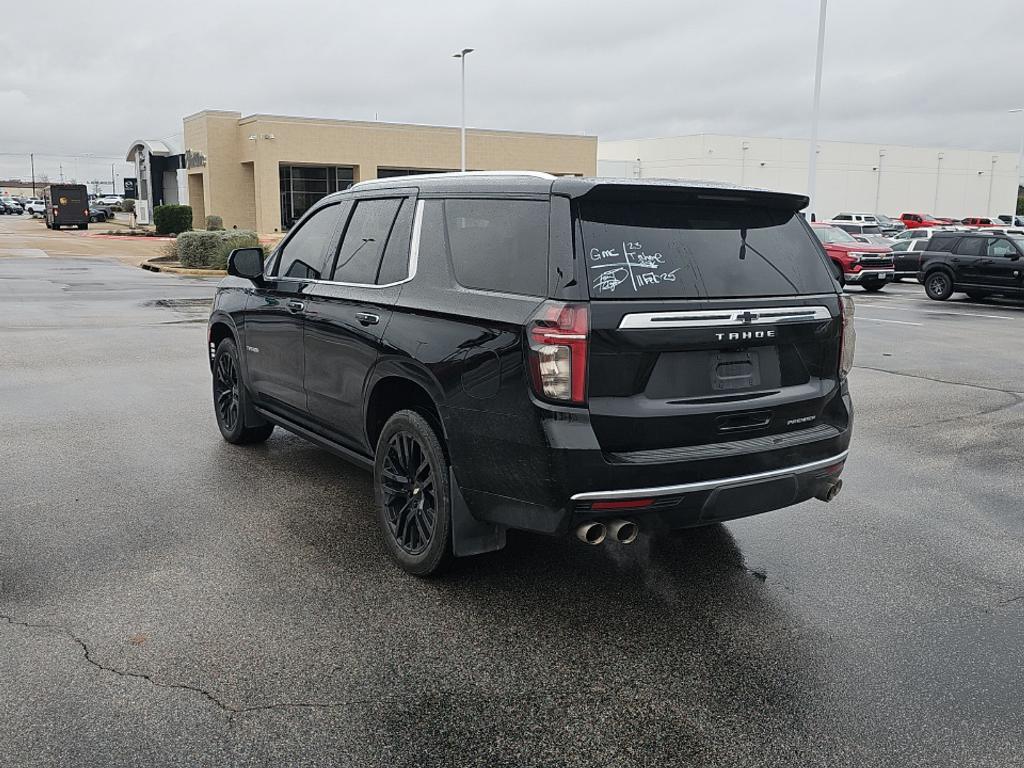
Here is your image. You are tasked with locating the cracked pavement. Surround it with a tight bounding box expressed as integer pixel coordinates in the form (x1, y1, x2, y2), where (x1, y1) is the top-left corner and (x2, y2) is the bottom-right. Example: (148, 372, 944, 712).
(1, 238, 1022, 766)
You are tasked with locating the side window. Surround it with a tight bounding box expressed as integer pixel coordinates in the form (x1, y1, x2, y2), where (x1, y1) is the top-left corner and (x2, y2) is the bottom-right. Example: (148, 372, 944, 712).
(331, 198, 403, 284)
(929, 235, 958, 251)
(891, 241, 910, 251)
(953, 238, 983, 256)
(912, 240, 928, 251)
(987, 238, 1017, 257)
(274, 203, 341, 279)
(835, 214, 851, 221)
(445, 199, 549, 296)
(376, 199, 416, 285)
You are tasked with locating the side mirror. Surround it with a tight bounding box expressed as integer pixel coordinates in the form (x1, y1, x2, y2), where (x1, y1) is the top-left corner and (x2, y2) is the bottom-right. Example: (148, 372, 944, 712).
(227, 247, 264, 281)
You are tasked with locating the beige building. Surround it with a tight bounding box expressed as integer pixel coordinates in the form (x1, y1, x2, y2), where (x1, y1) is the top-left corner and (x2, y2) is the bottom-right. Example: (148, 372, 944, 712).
(182, 110, 596, 233)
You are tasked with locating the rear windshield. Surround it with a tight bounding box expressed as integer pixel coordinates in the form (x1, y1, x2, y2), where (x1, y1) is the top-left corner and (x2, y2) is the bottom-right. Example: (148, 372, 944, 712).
(578, 201, 835, 299)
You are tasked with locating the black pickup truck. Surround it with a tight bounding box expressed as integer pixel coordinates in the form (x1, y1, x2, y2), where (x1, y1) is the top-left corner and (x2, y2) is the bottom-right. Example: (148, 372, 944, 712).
(918, 231, 1024, 301)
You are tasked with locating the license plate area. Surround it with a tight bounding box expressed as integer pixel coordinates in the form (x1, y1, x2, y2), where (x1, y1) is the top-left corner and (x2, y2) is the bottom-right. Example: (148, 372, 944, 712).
(645, 347, 782, 399)
(712, 351, 760, 391)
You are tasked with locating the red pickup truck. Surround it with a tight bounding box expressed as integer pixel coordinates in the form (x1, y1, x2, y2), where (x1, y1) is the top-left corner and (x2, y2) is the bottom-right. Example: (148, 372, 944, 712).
(900, 212, 946, 229)
(811, 223, 894, 292)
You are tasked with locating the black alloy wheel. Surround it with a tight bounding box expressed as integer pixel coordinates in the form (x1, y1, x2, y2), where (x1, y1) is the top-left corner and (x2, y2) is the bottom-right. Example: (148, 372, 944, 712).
(925, 271, 953, 301)
(214, 350, 241, 434)
(374, 410, 452, 575)
(380, 431, 437, 556)
(211, 338, 274, 444)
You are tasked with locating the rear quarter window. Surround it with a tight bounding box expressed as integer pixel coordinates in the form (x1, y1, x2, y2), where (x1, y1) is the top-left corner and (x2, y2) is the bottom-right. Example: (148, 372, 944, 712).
(578, 201, 835, 299)
(444, 199, 549, 296)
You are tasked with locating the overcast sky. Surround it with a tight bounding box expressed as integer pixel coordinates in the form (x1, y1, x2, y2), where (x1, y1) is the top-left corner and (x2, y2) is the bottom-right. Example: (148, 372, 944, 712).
(2, 0, 1022, 187)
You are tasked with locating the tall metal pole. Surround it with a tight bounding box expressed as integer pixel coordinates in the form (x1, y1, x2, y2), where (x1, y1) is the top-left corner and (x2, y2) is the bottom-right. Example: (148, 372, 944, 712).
(806, 0, 828, 220)
(1011, 109, 1024, 222)
(453, 48, 474, 172)
(874, 149, 886, 212)
(30, 153, 36, 196)
(934, 152, 944, 213)
(111, 163, 116, 193)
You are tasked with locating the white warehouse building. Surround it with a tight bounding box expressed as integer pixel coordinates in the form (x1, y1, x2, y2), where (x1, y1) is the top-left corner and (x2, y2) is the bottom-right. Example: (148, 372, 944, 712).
(598, 134, 1020, 221)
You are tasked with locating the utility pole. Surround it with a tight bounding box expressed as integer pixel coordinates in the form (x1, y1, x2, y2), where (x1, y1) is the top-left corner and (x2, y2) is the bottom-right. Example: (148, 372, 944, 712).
(111, 164, 116, 194)
(806, 0, 828, 220)
(30, 153, 36, 196)
(59, 164, 64, 183)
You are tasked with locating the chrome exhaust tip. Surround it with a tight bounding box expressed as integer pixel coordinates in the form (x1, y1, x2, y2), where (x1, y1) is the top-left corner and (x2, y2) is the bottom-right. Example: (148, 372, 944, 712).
(815, 479, 843, 503)
(576, 521, 607, 545)
(607, 519, 639, 544)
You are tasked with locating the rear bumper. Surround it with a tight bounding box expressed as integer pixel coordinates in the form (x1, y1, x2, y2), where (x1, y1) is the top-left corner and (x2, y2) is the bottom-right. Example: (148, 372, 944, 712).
(449, 390, 853, 535)
(844, 269, 893, 283)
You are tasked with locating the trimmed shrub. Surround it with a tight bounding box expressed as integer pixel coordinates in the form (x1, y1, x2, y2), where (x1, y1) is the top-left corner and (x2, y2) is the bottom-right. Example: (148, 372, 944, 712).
(177, 229, 260, 269)
(206, 214, 224, 231)
(153, 204, 193, 235)
(121, 198, 135, 214)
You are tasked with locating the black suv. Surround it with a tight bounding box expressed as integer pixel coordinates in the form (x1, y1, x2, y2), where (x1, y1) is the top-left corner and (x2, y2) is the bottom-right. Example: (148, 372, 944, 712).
(917, 231, 1024, 301)
(207, 173, 854, 575)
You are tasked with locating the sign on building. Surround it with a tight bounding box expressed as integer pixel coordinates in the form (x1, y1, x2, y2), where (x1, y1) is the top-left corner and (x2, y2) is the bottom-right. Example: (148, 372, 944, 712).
(123, 178, 138, 199)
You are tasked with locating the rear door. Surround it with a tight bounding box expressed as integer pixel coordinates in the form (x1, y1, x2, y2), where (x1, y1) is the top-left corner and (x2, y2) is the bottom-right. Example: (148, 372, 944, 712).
(576, 198, 843, 455)
(950, 236, 985, 283)
(303, 194, 416, 451)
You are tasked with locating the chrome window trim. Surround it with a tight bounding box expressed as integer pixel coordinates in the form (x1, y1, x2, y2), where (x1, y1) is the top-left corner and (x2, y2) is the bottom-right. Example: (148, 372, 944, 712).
(618, 305, 833, 330)
(570, 450, 849, 502)
(303, 199, 423, 290)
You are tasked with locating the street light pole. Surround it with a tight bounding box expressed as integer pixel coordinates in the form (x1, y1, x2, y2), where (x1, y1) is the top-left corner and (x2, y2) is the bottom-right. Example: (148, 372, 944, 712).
(806, 0, 828, 221)
(874, 148, 886, 212)
(453, 48, 474, 172)
(30, 153, 36, 196)
(1010, 108, 1024, 222)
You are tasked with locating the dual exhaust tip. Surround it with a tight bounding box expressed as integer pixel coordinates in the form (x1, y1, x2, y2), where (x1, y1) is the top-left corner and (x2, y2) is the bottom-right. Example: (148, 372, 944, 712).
(815, 479, 843, 503)
(576, 519, 639, 546)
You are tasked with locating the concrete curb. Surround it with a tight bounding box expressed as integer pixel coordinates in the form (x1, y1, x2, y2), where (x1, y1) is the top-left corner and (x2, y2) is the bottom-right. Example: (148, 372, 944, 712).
(141, 261, 225, 277)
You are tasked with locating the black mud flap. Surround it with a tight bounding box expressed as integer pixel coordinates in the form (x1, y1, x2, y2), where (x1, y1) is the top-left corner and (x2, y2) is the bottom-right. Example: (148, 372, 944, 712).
(450, 468, 506, 557)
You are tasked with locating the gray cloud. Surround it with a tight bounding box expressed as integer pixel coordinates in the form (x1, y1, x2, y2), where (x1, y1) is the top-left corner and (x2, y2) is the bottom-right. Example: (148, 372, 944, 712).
(2, 0, 1021, 184)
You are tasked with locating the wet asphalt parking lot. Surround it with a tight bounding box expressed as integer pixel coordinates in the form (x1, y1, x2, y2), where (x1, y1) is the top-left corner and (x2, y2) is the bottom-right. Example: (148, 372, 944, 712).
(1, 218, 1022, 767)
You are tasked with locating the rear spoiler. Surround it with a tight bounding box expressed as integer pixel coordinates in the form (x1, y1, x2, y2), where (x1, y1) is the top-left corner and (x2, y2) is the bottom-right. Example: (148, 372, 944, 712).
(551, 177, 809, 212)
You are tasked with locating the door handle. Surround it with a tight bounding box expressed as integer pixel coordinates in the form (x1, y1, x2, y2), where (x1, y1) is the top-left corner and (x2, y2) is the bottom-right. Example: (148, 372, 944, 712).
(355, 312, 380, 326)
(287, 299, 306, 314)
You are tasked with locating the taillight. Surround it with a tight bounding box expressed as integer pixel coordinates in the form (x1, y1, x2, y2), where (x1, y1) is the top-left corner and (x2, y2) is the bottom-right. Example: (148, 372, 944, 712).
(839, 295, 856, 378)
(526, 301, 589, 405)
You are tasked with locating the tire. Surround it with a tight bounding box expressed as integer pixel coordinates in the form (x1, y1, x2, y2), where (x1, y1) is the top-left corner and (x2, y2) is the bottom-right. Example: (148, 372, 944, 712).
(965, 291, 989, 301)
(52, 223, 59, 230)
(374, 409, 453, 576)
(863, 282, 885, 292)
(924, 271, 954, 301)
(89, 215, 98, 223)
(212, 338, 274, 444)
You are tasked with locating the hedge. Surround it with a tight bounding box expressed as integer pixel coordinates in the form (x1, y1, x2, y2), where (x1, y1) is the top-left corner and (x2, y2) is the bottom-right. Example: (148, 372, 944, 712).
(153, 204, 193, 235)
(177, 230, 261, 269)
(206, 214, 224, 231)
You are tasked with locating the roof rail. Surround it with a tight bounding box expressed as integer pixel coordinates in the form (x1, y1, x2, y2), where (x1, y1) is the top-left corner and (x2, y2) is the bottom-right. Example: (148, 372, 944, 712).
(352, 170, 556, 188)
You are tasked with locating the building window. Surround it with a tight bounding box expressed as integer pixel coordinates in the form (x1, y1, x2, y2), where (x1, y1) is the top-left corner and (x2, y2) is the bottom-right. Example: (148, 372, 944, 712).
(280, 164, 356, 230)
(376, 167, 457, 179)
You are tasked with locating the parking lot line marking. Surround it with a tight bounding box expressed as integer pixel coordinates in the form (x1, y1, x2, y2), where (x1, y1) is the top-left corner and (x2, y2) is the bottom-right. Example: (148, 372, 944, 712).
(855, 316, 923, 326)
